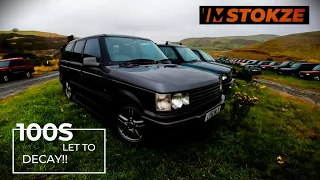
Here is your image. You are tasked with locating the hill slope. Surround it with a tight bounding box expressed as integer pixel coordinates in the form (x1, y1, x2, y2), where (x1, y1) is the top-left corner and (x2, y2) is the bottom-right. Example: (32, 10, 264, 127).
(180, 34, 278, 51)
(0, 30, 65, 37)
(0, 31, 69, 56)
(223, 31, 320, 62)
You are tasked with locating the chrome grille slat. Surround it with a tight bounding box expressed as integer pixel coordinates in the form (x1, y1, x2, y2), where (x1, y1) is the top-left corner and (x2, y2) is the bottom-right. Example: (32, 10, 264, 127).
(189, 83, 221, 109)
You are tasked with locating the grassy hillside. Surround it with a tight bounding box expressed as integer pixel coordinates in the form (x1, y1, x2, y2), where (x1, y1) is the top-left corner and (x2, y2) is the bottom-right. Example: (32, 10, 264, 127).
(180, 34, 278, 51)
(0, 30, 65, 37)
(223, 31, 320, 63)
(0, 31, 68, 52)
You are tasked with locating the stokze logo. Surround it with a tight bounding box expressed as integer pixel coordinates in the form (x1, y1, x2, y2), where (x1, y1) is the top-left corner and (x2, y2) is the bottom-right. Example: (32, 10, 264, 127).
(199, 6, 309, 24)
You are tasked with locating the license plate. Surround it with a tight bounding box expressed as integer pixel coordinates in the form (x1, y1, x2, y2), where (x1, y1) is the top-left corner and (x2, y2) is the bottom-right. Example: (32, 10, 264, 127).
(252, 70, 258, 71)
(205, 106, 221, 122)
(300, 75, 304, 77)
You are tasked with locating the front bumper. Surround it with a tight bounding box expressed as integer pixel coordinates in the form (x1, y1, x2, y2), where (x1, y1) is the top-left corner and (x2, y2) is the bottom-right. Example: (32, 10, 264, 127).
(141, 95, 225, 127)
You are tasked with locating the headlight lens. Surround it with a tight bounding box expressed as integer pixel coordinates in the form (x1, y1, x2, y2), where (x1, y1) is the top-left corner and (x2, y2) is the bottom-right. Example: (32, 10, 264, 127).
(155, 93, 190, 111)
(222, 75, 227, 81)
(156, 94, 171, 111)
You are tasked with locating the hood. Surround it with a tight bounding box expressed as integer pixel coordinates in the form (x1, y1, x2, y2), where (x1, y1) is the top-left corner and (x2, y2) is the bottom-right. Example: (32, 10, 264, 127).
(107, 64, 220, 93)
(280, 68, 296, 71)
(208, 62, 233, 69)
(181, 61, 231, 75)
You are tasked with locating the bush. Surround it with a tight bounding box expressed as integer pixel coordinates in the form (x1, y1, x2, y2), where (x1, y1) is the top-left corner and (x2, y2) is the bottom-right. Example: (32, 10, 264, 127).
(236, 69, 253, 82)
(228, 92, 259, 130)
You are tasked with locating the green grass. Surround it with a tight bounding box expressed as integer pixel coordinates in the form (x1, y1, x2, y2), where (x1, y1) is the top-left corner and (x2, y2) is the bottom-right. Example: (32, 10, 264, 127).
(0, 79, 319, 179)
(0, 30, 65, 37)
(260, 70, 320, 93)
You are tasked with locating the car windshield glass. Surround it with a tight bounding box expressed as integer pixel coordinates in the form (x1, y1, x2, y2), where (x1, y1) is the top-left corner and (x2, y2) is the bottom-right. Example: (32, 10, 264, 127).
(312, 65, 320, 71)
(269, 62, 277, 66)
(279, 61, 290, 66)
(176, 47, 201, 62)
(0, 61, 10, 67)
(105, 37, 167, 62)
(291, 63, 301, 68)
(198, 50, 213, 61)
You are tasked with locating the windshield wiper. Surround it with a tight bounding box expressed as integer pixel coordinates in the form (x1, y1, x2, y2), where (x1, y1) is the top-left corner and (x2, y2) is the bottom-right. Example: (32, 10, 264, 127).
(189, 60, 200, 63)
(157, 59, 172, 64)
(119, 59, 156, 68)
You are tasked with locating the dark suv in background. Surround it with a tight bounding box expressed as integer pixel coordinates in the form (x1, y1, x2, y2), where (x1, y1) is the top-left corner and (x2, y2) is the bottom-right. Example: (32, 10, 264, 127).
(59, 34, 225, 143)
(157, 42, 234, 90)
(0, 57, 34, 82)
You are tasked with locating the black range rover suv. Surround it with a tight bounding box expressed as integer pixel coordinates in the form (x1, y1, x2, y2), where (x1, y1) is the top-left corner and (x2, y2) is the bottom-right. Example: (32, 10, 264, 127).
(59, 34, 225, 142)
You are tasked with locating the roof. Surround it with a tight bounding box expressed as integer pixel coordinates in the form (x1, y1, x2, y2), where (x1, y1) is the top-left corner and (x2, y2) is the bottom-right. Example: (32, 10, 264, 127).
(72, 34, 151, 42)
(157, 43, 187, 48)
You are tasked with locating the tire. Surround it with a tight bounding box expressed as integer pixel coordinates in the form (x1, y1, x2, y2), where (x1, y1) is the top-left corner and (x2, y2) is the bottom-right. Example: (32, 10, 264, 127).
(114, 104, 148, 143)
(2, 75, 9, 83)
(64, 81, 75, 100)
(26, 71, 31, 78)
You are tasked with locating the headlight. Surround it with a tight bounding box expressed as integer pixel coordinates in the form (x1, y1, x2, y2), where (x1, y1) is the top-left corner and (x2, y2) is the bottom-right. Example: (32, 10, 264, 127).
(156, 94, 171, 111)
(156, 93, 190, 111)
(172, 93, 190, 109)
(222, 75, 227, 81)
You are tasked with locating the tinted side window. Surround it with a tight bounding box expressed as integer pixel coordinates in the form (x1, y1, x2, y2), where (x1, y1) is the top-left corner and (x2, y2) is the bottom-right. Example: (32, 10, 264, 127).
(192, 50, 201, 59)
(62, 41, 75, 61)
(73, 40, 85, 63)
(159, 47, 178, 60)
(83, 38, 101, 61)
(10, 60, 25, 67)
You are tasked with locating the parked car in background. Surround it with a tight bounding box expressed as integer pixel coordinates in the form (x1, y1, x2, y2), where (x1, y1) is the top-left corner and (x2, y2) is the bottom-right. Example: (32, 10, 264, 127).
(244, 65, 262, 75)
(0, 57, 34, 82)
(298, 65, 320, 80)
(256, 61, 272, 67)
(59, 34, 226, 143)
(261, 61, 281, 70)
(243, 60, 261, 67)
(157, 42, 234, 90)
(239, 60, 249, 66)
(272, 61, 296, 71)
(191, 49, 236, 76)
(278, 63, 319, 76)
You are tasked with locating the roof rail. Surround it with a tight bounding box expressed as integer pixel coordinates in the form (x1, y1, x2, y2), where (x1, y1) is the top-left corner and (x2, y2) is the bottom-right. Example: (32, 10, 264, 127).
(165, 41, 182, 45)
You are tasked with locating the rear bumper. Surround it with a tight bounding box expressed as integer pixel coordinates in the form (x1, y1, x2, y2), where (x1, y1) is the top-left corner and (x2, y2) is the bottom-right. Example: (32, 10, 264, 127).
(142, 95, 225, 128)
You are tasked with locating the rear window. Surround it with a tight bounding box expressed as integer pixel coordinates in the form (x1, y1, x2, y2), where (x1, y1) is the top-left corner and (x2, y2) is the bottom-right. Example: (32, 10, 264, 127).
(0, 61, 10, 67)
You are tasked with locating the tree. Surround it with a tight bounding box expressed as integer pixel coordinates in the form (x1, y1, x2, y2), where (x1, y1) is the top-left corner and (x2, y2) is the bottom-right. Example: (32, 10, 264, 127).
(12, 28, 19, 32)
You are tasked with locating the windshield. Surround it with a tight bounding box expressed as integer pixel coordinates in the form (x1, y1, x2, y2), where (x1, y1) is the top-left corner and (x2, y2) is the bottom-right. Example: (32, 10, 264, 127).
(291, 63, 301, 68)
(0, 61, 10, 68)
(198, 50, 214, 61)
(105, 37, 167, 62)
(312, 65, 320, 71)
(279, 61, 290, 66)
(176, 47, 201, 62)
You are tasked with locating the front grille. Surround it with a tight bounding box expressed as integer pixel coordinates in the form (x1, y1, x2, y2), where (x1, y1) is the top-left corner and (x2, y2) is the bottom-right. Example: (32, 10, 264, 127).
(189, 82, 221, 109)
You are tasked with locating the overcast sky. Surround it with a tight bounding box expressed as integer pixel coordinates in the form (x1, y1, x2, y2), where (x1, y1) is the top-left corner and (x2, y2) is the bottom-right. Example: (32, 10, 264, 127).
(0, 0, 319, 43)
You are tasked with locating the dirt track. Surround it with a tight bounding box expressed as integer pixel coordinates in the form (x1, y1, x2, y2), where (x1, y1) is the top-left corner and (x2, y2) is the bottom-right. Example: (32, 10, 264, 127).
(257, 78, 320, 106)
(0, 71, 59, 100)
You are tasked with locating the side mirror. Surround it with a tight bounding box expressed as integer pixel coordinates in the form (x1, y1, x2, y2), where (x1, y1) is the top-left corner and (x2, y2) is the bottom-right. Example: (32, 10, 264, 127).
(83, 57, 99, 67)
